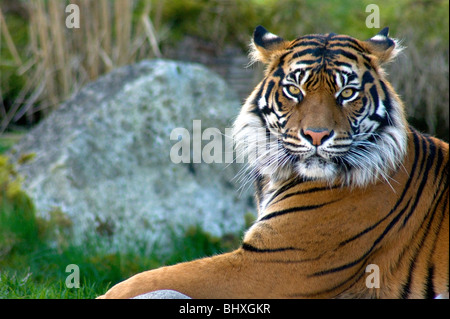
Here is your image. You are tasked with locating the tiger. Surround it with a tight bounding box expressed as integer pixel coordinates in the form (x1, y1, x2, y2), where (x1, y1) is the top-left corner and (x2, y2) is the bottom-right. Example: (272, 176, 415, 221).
(99, 26, 449, 299)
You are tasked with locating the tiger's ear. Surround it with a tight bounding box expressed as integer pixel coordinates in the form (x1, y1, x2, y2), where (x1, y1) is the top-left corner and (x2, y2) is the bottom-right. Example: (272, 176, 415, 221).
(249, 26, 290, 65)
(363, 27, 403, 64)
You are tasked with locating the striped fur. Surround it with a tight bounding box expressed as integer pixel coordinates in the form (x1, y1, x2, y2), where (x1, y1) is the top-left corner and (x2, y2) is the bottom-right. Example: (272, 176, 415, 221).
(99, 27, 449, 299)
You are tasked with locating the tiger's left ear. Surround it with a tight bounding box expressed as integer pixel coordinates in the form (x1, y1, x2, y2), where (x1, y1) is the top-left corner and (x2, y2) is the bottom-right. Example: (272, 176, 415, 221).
(363, 27, 403, 64)
(249, 26, 290, 65)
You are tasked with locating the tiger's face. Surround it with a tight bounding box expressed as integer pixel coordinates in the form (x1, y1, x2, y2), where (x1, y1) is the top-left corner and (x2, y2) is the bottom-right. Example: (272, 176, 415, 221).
(234, 27, 408, 187)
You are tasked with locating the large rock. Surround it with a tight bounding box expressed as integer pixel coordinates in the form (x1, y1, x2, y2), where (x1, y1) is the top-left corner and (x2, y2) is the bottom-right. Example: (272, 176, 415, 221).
(9, 59, 255, 254)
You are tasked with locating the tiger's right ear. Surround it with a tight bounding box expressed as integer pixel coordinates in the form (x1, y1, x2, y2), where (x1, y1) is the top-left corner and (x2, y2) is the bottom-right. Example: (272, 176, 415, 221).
(249, 26, 290, 65)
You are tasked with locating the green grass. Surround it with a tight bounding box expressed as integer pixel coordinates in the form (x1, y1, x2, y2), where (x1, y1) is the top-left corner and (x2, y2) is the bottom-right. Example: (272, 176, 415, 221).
(0, 152, 245, 299)
(0, 218, 241, 299)
(0, 271, 102, 299)
(0, 199, 241, 299)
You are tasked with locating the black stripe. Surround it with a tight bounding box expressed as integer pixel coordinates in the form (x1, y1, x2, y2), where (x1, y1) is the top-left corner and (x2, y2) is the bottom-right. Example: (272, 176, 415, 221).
(264, 80, 275, 106)
(361, 70, 375, 87)
(329, 36, 366, 51)
(423, 185, 449, 297)
(325, 49, 358, 62)
(400, 185, 443, 298)
(263, 178, 305, 208)
(277, 51, 292, 66)
(368, 85, 389, 127)
(295, 35, 325, 41)
(249, 81, 267, 127)
(274, 90, 282, 110)
(291, 258, 368, 298)
(252, 79, 266, 105)
(379, 80, 393, 115)
(272, 66, 285, 78)
(260, 201, 336, 222)
(427, 172, 449, 296)
(331, 60, 353, 68)
(282, 140, 304, 149)
(284, 132, 301, 141)
(307, 75, 320, 89)
(434, 146, 444, 182)
(295, 59, 320, 66)
(325, 72, 335, 88)
(241, 243, 304, 253)
(293, 48, 325, 59)
(290, 36, 324, 48)
(369, 85, 380, 113)
(327, 41, 365, 53)
(345, 72, 358, 84)
(424, 266, 436, 299)
(328, 144, 351, 149)
(271, 185, 341, 206)
(290, 40, 326, 48)
(402, 135, 436, 227)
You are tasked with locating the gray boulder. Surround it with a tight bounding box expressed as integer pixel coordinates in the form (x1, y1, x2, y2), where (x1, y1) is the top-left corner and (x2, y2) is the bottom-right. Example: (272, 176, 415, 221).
(132, 290, 191, 299)
(10, 59, 255, 255)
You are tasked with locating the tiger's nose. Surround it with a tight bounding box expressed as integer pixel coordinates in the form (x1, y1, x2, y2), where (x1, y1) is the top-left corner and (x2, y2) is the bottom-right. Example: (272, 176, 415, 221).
(301, 128, 333, 146)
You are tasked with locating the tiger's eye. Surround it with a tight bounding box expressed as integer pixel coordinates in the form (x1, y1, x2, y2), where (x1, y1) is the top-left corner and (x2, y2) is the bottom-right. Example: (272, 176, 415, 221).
(288, 85, 301, 96)
(340, 88, 355, 99)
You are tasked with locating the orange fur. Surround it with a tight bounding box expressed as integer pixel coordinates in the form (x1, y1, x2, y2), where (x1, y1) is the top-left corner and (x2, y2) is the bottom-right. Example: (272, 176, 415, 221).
(99, 28, 448, 299)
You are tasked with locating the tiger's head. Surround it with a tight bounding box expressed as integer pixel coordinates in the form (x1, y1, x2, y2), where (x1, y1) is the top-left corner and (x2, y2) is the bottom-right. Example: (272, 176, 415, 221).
(234, 26, 408, 188)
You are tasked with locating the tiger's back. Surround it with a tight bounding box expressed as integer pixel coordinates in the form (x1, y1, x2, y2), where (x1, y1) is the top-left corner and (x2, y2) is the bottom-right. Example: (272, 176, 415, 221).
(100, 27, 449, 299)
